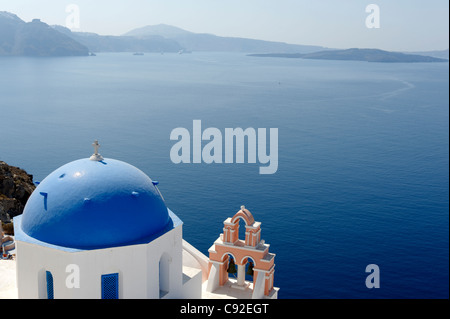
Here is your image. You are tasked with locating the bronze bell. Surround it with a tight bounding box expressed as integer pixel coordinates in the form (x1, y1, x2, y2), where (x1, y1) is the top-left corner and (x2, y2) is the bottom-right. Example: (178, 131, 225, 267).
(227, 258, 237, 274)
(246, 262, 254, 276)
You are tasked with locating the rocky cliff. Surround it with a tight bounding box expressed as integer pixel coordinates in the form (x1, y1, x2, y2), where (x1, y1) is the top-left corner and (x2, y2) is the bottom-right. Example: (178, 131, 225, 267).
(0, 161, 35, 224)
(0, 12, 89, 56)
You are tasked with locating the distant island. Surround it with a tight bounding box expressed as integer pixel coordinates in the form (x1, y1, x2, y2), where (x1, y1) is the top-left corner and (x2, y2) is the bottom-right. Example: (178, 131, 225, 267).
(54, 23, 328, 55)
(0, 11, 327, 56)
(1, 11, 448, 60)
(248, 48, 449, 63)
(122, 24, 327, 54)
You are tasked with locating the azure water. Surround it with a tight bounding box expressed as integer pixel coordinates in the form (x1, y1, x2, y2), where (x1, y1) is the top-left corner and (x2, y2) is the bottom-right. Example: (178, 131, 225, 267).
(0, 53, 448, 298)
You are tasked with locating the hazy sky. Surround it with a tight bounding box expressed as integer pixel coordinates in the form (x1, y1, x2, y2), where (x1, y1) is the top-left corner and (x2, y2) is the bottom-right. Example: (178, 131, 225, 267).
(1, 0, 448, 51)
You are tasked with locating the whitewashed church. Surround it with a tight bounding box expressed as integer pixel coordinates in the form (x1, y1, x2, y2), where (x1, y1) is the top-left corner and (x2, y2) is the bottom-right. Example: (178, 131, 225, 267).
(12, 141, 279, 299)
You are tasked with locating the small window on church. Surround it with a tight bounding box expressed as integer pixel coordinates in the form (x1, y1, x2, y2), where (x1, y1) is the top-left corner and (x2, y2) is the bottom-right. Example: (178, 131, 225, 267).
(101, 273, 119, 299)
(46, 271, 54, 299)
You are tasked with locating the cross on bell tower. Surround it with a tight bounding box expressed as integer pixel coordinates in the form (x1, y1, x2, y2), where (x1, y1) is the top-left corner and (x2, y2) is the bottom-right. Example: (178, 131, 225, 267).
(90, 140, 104, 161)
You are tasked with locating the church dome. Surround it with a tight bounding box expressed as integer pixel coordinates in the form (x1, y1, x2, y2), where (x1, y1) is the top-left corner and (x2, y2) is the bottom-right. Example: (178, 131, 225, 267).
(20, 155, 170, 249)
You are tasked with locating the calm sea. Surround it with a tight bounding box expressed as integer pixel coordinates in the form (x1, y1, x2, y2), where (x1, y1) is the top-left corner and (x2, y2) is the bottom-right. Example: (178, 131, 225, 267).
(0, 53, 448, 298)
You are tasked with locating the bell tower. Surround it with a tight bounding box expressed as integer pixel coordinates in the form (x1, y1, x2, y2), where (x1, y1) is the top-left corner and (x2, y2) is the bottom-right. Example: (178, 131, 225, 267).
(206, 206, 278, 299)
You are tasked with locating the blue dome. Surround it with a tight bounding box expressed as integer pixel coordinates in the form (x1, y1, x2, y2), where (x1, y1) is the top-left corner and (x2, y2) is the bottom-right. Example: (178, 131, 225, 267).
(21, 158, 170, 249)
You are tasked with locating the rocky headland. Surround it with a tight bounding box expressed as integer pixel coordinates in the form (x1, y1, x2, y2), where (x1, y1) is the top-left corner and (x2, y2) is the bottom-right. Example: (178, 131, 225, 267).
(0, 161, 35, 231)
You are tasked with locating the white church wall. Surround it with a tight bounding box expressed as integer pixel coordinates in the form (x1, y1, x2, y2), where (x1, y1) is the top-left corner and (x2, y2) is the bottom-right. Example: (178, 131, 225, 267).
(146, 226, 184, 299)
(181, 266, 203, 299)
(16, 240, 74, 299)
(71, 243, 149, 299)
(15, 215, 206, 299)
(15, 239, 151, 298)
(182, 239, 210, 282)
(15, 223, 190, 299)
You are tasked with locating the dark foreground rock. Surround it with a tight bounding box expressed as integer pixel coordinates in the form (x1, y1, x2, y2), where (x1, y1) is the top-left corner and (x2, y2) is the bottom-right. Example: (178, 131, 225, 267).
(0, 161, 35, 223)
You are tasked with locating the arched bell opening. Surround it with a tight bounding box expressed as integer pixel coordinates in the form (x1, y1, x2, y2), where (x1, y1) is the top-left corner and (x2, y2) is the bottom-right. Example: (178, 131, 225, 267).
(238, 218, 247, 243)
(225, 253, 238, 279)
(243, 257, 256, 283)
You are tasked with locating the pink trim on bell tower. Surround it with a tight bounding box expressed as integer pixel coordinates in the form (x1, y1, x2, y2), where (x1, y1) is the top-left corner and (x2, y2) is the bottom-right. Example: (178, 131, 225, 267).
(206, 206, 277, 298)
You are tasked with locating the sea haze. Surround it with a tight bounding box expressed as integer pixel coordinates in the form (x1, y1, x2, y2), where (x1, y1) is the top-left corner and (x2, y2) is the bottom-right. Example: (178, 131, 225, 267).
(0, 53, 448, 298)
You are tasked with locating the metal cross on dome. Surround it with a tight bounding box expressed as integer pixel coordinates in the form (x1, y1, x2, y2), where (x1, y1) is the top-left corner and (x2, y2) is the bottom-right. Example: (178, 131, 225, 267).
(90, 140, 104, 161)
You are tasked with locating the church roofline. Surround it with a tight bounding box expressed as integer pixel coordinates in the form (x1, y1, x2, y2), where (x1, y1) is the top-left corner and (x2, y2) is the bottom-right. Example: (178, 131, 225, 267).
(13, 208, 183, 252)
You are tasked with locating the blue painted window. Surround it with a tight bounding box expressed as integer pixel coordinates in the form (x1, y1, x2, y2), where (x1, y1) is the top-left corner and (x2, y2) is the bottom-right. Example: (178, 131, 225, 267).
(46, 271, 54, 299)
(101, 273, 119, 299)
